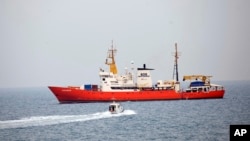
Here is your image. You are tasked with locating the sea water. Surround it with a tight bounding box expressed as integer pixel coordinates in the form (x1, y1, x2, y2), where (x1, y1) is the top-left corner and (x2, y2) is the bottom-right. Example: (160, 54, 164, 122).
(0, 81, 249, 141)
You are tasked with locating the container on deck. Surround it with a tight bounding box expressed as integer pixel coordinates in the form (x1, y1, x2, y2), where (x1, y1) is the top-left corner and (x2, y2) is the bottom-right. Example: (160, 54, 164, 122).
(84, 84, 92, 90)
(92, 85, 98, 91)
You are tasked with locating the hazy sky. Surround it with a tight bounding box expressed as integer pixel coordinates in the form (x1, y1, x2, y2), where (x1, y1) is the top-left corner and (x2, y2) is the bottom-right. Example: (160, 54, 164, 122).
(1, 0, 250, 88)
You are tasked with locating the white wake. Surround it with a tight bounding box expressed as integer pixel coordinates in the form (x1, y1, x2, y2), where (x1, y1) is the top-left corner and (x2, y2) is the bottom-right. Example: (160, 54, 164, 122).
(0, 110, 136, 129)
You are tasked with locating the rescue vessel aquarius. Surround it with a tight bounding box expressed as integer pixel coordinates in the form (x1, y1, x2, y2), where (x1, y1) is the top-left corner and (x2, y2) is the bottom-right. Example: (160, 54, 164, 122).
(48, 42, 225, 103)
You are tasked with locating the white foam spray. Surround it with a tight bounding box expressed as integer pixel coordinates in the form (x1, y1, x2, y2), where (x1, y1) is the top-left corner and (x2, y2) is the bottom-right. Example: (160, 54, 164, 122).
(0, 110, 136, 129)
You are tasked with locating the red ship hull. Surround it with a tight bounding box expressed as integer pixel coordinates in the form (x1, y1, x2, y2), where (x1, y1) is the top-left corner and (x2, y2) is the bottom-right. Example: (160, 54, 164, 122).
(182, 90, 225, 100)
(48, 86, 225, 103)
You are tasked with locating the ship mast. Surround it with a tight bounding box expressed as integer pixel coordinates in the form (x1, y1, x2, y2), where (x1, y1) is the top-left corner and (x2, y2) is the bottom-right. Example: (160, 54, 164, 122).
(105, 40, 118, 74)
(172, 43, 181, 81)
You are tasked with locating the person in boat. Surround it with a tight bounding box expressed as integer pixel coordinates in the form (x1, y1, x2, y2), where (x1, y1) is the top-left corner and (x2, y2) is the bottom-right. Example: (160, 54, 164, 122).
(109, 105, 115, 112)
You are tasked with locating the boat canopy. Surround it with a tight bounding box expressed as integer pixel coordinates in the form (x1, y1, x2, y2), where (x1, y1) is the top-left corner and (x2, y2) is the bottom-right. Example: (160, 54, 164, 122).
(183, 75, 212, 82)
(190, 81, 205, 87)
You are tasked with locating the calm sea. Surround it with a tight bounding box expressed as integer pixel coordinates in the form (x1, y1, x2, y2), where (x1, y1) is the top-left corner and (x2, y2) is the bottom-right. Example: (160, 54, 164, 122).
(0, 81, 249, 141)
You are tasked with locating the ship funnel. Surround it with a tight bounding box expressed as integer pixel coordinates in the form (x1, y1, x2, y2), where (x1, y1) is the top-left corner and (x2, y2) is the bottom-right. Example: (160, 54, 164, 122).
(137, 64, 154, 88)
